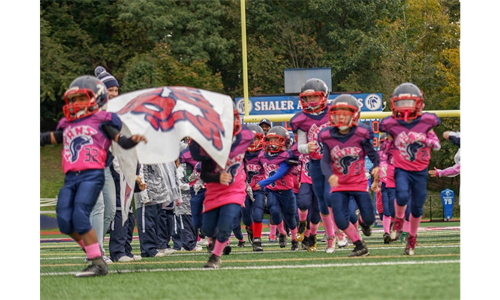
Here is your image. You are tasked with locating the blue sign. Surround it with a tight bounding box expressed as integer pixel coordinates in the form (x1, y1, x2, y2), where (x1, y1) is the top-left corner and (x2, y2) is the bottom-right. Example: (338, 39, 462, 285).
(441, 189, 455, 220)
(235, 93, 383, 116)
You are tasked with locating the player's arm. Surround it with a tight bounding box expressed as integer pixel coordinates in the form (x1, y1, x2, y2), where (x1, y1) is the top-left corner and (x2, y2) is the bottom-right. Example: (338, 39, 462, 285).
(297, 129, 311, 154)
(100, 124, 147, 149)
(429, 163, 460, 178)
(199, 160, 219, 183)
(257, 162, 290, 189)
(40, 131, 63, 146)
(362, 138, 380, 182)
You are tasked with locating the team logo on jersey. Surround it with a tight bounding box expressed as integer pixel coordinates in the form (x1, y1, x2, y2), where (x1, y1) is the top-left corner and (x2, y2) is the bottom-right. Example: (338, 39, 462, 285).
(299, 155, 311, 178)
(118, 87, 226, 150)
(263, 163, 279, 187)
(215, 153, 244, 185)
(395, 132, 425, 162)
(330, 146, 361, 175)
(63, 125, 97, 163)
(246, 164, 261, 184)
(308, 123, 329, 155)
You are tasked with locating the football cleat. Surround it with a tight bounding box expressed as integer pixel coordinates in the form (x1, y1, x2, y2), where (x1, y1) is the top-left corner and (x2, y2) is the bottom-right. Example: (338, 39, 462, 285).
(203, 254, 221, 269)
(238, 240, 245, 248)
(360, 221, 372, 237)
(279, 233, 287, 248)
(404, 234, 417, 256)
(291, 240, 299, 251)
(326, 236, 336, 254)
(74, 256, 108, 278)
(301, 236, 309, 250)
(269, 236, 277, 243)
(246, 226, 254, 245)
(252, 237, 263, 252)
(348, 240, 369, 257)
(390, 217, 405, 241)
(206, 237, 216, 254)
(296, 221, 307, 242)
(223, 244, 232, 255)
(307, 234, 317, 252)
(383, 232, 391, 244)
(336, 231, 348, 248)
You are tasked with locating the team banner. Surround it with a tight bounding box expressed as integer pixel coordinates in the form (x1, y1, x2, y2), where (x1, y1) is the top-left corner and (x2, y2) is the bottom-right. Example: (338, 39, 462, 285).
(107, 86, 234, 224)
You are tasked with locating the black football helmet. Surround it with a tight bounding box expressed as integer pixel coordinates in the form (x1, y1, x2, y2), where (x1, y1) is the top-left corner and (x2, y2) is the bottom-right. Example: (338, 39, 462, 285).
(63, 75, 108, 121)
(390, 83, 424, 122)
(264, 126, 291, 153)
(246, 124, 264, 151)
(299, 78, 329, 113)
(328, 94, 360, 129)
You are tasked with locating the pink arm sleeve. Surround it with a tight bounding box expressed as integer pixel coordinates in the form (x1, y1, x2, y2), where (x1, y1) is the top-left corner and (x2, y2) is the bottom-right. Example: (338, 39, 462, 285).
(425, 131, 441, 150)
(436, 163, 460, 177)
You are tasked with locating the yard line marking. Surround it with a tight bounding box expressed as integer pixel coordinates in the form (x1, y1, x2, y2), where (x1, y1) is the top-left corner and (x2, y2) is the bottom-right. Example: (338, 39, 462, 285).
(40, 253, 459, 267)
(40, 244, 461, 259)
(40, 259, 460, 276)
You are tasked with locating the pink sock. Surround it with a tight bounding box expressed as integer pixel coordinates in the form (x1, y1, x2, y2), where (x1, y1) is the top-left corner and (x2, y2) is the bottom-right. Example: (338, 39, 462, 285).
(409, 215, 422, 236)
(298, 209, 308, 221)
(85, 242, 101, 259)
(197, 235, 201, 242)
(277, 221, 287, 235)
(212, 239, 227, 257)
(76, 239, 85, 250)
(304, 229, 311, 238)
(343, 223, 360, 243)
(403, 219, 410, 232)
(320, 213, 335, 238)
(270, 225, 277, 238)
(328, 207, 340, 232)
(394, 199, 406, 219)
(310, 223, 319, 235)
(290, 228, 297, 241)
(383, 216, 392, 233)
(353, 221, 359, 231)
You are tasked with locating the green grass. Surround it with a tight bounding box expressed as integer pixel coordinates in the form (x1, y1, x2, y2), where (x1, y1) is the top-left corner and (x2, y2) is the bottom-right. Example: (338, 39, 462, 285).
(40, 227, 460, 300)
(40, 144, 64, 199)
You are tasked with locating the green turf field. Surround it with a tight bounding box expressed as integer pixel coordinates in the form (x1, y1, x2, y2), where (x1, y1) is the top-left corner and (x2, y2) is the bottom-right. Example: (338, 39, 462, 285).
(40, 225, 460, 300)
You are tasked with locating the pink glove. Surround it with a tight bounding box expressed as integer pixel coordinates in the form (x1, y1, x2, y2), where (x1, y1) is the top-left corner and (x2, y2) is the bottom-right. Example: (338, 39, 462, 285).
(408, 132, 427, 144)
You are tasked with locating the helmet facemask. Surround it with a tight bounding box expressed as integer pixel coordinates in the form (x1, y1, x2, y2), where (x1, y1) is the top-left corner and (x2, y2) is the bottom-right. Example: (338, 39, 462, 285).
(299, 90, 328, 113)
(63, 89, 100, 121)
(390, 83, 424, 122)
(264, 134, 286, 154)
(247, 132, 263, 152)
(329, 104, 359, 130)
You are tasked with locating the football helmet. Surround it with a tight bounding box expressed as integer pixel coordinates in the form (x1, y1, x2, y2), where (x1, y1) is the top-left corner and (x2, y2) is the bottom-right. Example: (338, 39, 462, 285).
(264, 126, 291, 153)
(390, 83, 425, 122)
(328, 94, 360, 130)
(233, 102, 242, 136)
(299, 78, 329, 113)
(63, 75, 108, 122)
(246, 124, 264, 151)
